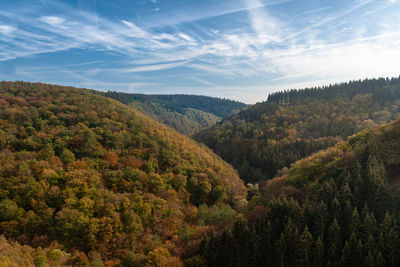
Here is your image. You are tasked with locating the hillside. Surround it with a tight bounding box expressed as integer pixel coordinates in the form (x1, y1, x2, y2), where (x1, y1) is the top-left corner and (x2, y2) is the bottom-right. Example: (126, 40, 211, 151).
(104, 92, 246, 135)
(195, 77, 400, 183)
(0, 236, 70, 267)
(0, 81, 246, 265)
(197, 118, 400, 266)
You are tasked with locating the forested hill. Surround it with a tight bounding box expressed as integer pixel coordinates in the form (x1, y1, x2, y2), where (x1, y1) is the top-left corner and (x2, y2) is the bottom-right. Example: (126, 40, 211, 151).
(195, 77, 400, 183)
(198, 118, 400, 267)
(0, 81, 246, 266)
(104, 92, 247, 135)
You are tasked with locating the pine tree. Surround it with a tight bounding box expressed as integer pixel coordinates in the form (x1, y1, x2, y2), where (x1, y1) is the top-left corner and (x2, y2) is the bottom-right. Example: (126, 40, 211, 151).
(387, 228, 398, 267)
(341, 241, 352, 267)
(356, 240, 364, 265)
(380, 212, 392, 236)
(300, 226, 313, 267)
(341, 199, 353, 238)
(330, 198, 340, 221)
(313, 237, 324, 267)
(364, 251, 375, 267)
(350, 208, 361, 237)
(366, 155, 387, 214)
(277, 219, 301, 267)
(257, 221, 272, 266)
(377, 233, 385, 253)
(232, 220, 250, 267)
(327, 219, 341, 263)
(340, 182, 353, 203)
(365, 234, 376, 255)
(362, 213, 377, 242)
(361, 204, 370, 221)
(317, 201, 328, 241)
(375, 251, 385, 267)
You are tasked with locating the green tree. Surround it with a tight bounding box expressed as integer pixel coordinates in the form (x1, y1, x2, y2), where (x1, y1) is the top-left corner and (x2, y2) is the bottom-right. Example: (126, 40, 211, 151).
(60, 149, 75, 164)
(300, 226, 313, 267)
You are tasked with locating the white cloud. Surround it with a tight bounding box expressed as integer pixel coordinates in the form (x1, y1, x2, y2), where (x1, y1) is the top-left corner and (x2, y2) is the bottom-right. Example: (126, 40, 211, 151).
(243, 0, 282, 44)
(121, 20, 148, 38)
(120, 61, 188, 73)
(0, 25, 16, 35)
(39, 16, 65, 25)
(265, 32, 400, 84)
(3, 0, 400, 103)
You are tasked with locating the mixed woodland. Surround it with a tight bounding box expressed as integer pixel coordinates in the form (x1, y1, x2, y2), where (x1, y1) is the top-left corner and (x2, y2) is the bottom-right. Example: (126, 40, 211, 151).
(1, 79, 400, 266)
(195, 77, 400, 183)
(0, 82, 246, 266)
(104, 92, 246, 136)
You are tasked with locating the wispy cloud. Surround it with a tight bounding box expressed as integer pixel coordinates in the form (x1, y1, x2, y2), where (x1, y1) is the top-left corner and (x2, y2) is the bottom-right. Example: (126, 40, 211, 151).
(0, 25, 16, 35)
(362, 0, 400, 16)
(243, 0, 283, 44)
(296, 6, 332, 16)
(120, 61, 188, 73)
(2, 0, 400, 102)
(40, 16, 66, 25)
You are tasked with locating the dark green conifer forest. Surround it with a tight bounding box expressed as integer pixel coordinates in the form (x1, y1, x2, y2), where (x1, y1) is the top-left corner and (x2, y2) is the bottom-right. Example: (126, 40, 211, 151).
(196, 118, 400, 267)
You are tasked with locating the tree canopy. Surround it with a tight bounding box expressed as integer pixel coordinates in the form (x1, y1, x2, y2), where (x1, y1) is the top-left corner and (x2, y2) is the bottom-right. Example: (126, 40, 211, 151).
(104, 91, 246, 135)
(195, 77, 400, 183)
(197, 117, 400, 267)
(0, 81, 246, 265)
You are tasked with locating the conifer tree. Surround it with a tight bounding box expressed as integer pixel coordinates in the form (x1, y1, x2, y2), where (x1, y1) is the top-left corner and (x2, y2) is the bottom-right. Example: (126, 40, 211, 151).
(313, 237, 324, 267)
(317, 201, 328, 241)
(327, 219, 341, 263)
(350, 208, 361, 237)
(300, 226, 313, 267)
(341, 241, 352, 267)
(375, 251, 385, 267)
(387, 228, 398, 266)
(362, 213, 377, 241)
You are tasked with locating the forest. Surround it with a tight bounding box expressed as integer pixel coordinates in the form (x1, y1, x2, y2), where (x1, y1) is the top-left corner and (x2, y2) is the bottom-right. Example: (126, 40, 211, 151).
(103, 92, 246, 135)
(195, 77, 400, 183)
(2, 79, 400, 266)
(0, 81, 246, 266)
(197, 117, 400, 267)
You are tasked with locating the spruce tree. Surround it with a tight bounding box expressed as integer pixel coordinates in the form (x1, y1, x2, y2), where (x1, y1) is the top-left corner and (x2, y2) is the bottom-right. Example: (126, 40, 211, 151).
(300, 226, 313, 267)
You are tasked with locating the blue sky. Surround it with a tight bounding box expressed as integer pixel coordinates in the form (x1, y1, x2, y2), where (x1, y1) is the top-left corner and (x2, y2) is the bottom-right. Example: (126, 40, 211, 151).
(1, 0, 400, 103)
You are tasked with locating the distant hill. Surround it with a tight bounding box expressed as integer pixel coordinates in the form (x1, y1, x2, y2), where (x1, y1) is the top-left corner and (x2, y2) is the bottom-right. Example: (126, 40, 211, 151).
(195, 77, 400, 183)
(198, 117, 400, 267)
(104, 92, 247, 135)
(0, 81, 246, 265)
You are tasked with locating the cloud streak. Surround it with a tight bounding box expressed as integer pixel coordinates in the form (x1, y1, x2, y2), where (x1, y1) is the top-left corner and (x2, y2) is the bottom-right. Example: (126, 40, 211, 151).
(1, 0, 400, 103)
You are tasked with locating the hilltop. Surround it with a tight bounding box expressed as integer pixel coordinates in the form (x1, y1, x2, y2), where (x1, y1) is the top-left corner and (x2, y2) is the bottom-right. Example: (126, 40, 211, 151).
(0, 81, 246, 265)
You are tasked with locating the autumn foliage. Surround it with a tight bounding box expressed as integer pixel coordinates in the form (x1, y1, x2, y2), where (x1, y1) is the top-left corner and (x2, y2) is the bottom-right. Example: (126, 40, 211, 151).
(0, 81, 246, 265)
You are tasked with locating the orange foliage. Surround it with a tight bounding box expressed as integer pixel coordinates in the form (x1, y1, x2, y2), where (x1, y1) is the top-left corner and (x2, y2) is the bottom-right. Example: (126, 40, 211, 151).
(125, 156, 144, 168)
(103, 152, 120, 169)
(66, 160, 88, 170)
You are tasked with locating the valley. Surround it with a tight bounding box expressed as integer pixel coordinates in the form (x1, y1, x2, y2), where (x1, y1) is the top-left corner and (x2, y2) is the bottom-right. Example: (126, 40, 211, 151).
(1, 78, 400, 266)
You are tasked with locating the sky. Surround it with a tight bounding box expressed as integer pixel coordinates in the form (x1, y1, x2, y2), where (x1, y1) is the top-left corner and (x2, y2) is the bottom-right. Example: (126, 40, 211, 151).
(1, 0, 400, 103)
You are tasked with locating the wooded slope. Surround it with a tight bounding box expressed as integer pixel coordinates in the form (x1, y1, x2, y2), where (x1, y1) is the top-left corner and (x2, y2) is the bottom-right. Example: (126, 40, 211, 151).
(195, 77, 400, 182)
(104, 92, 246, 135)
(199, 118, 400, 267)
(0, 81, 246, 265)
